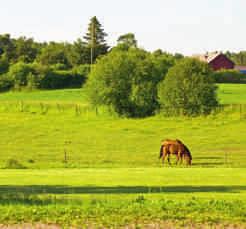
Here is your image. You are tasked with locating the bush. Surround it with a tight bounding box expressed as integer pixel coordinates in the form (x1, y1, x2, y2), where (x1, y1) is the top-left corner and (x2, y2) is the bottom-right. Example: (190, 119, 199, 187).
(212, 69, 246, 83)
(158, 58, 218, 116)
(72, 64, 91, 78)
(7, 62, 34, 89)
(0, 55, 9, 74)
(39, 69, 86, 89)
(4, 159, 26, 169)
(86, 49, 166, 117)
(0, 75, 14, 92)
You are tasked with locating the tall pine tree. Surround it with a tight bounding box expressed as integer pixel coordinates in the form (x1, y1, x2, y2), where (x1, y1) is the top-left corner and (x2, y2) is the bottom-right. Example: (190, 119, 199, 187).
(83, 16, 109, 64)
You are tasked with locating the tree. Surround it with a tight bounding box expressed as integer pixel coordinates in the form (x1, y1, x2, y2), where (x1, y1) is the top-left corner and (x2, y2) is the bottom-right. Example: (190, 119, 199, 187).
(83, 16, 108, 64)
(0, 55, 9, 74)
(14, 37, 41, 63)
(116, 33, 137, 50)
(158, 58, 218, 116)
(66, 39, 91, 66)
(37, 42, 71, 69)
(7, 62, 34, 89)
(86, 48, 166, 117)
(0, 34, 15, 62)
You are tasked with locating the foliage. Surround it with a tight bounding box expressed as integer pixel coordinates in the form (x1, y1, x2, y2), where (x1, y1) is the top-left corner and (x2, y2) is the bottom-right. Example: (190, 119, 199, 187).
(158, 58, 218, 116)
(0, 34, 16, 62)
(72, 64, 91, 78)
(212, 69, 246, 83)
(0, 75, 13, 92)
(7, 62, 34, 89)
(116, 33, 138, 50)
(14, 37, 41, 63)
(39, 69, 86, 89)
(83, 16, 109, 63)
(66, 39, 91, 65)
(36, 42, 71, 69)
(0, 55, 9, 74)
(86, 48, 170, 117)
(226, 50, 246, 65)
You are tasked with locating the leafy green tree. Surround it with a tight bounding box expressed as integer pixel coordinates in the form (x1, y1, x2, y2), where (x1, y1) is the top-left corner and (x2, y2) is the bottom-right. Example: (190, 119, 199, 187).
(158, 58, 218, 116)
(37, 42, 71, 69)
(66, 39, 91, 66)
(86, 48, 166, 117)
(0, 34, 15, 62)
(83, 16, 108, 63)
(116, 33, 137, 50)
(0, 55, 9, 74)
(7, 62, 34, 89)
(14, 37, 41, 63)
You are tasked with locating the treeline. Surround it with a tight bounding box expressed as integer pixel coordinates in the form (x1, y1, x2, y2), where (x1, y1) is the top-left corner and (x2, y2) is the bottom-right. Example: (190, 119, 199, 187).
(0, 17, 108, 91)
(226, 51, 246, 66)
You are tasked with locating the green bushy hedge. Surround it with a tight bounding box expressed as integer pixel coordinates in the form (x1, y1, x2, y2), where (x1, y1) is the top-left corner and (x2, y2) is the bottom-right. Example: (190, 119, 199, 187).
(212, 69, 246, 83)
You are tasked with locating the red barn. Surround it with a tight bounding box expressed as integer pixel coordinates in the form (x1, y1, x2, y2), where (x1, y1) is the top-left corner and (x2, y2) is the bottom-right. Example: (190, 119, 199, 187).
(193, 52, 235, 71)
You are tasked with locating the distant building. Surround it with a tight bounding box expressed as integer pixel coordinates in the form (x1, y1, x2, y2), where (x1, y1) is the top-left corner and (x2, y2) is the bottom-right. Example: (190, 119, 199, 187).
(193, 52, 235, 71)
(235, 65, 246, 74)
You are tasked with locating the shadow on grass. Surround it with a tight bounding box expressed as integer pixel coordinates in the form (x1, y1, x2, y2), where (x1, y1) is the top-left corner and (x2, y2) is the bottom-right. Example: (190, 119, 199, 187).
(0, 185, 245, 205)
(0, 185, 246, 195)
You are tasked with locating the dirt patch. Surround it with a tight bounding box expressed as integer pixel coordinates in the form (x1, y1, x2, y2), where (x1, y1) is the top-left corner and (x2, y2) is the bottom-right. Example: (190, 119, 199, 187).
(0, 224, 61, 229)
(0, 222, 245, 229)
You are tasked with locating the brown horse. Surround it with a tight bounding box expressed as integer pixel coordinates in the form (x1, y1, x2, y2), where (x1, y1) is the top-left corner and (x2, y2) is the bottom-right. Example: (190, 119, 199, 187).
(159, 139, 192, 166)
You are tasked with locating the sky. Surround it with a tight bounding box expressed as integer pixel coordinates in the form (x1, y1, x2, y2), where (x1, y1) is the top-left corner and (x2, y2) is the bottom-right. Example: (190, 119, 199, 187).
(1, 0, 246, 55)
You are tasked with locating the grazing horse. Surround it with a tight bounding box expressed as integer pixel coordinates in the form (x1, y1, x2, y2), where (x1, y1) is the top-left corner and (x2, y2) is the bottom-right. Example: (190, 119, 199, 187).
(159, 139, 192, 166)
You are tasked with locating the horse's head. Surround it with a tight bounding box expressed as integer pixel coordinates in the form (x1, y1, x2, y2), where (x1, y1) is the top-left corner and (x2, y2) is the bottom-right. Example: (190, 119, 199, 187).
(185, 154, 192, 166)
(183, 144, 192, 166)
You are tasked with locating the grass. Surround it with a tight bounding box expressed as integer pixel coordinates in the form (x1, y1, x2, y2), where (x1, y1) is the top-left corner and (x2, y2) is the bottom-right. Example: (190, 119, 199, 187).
(0, 168, 245, 227)
(0, 83, 245, 227)
(0, 109, 245, 168)
(218, 83, 246, 104)
(0, 83, 245, 104)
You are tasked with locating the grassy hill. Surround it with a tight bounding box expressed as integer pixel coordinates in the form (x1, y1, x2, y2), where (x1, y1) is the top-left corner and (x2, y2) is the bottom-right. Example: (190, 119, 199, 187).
(0, 84, 245, 169)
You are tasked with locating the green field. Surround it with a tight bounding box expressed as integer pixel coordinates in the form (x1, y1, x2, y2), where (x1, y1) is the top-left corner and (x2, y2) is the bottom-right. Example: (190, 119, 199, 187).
(0, 84, 245, 227)
(218, 83, 246, 104)
(0, 168, 245, 227)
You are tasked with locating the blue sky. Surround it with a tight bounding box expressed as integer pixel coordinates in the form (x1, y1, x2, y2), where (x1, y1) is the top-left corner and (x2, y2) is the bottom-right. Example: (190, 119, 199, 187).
(1, 0, 245, 55)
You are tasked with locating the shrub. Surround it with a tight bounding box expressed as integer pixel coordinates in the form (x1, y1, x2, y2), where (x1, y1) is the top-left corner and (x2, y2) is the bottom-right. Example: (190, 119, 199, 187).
(158, 58, 218, 116)
(85, 49, 166, 117)
(4, 159, 26, 169)
(7, 62, 34, 89)
(39, 69, 86, 89)
(212, 69, 246, 83)
(0, 75, 14, 92)
(0, 55, 9, 74)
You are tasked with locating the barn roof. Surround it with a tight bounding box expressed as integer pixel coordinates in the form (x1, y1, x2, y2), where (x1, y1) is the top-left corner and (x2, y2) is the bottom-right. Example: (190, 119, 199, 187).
(192, 52, 223, 63)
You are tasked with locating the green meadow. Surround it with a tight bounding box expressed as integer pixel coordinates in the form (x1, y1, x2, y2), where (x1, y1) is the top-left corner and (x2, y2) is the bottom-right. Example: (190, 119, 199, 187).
(0, 83, 245, 227)
(0, 168, 246, 227)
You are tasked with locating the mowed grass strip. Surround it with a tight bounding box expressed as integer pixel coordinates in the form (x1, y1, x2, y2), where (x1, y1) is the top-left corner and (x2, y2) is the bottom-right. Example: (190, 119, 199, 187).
(0, 168, 245, 227)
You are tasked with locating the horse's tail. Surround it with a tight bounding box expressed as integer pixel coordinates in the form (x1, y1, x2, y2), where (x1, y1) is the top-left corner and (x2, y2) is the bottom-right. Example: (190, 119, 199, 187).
(159, 145, 164, 158)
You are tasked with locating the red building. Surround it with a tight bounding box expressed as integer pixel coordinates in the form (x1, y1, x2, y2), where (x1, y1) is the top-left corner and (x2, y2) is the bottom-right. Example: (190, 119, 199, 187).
(193, 52, 235, 71)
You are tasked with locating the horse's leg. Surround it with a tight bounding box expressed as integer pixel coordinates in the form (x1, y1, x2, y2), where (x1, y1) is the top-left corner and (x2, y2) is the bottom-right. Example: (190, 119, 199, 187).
(162, 154, 167, 166)
(167, 154, 171, 166)
(180, 154, 184, 166)
(175, 154, 179, 165)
